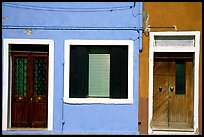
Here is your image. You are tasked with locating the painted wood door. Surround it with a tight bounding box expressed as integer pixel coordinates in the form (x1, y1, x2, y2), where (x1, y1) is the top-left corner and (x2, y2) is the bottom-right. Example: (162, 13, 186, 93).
(11, 53, 48, 128)
(152, 53, 193, 130)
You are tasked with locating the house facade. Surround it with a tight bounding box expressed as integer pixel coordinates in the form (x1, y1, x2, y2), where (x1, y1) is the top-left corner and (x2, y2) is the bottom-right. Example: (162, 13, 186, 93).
(2, 2, 143, 135)
(2, 2, 202, 135)
(139, 2, 202, 135)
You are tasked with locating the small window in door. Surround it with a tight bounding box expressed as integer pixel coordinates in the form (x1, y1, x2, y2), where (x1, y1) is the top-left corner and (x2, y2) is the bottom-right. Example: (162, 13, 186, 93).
(175, 61, 186, 94)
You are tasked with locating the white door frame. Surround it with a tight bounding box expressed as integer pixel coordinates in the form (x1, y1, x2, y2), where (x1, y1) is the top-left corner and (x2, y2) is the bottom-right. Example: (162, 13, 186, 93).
(148, 31, 200, 135)
(2, 39, 54, 131)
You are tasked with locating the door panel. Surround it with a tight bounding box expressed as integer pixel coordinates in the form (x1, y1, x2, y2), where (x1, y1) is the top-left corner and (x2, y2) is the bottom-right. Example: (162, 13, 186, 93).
(11, 53, 48, 128)
(152, 53, 193, 130)
(152, 61, 169, 128)
(32, 56, 48, 127)
(11, 55, 30, 127)
(168, 61, 193, 129)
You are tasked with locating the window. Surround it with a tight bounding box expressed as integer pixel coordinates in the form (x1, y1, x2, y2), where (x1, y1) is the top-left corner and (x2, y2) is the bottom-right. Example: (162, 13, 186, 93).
(176, 61, 186, 94)
(64, 40, 133, 104)
(154, 36, 195, 47)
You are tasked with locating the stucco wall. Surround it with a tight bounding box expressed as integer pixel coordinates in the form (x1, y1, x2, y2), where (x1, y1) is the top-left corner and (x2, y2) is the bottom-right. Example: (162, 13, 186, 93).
(139, 2, 202, 134)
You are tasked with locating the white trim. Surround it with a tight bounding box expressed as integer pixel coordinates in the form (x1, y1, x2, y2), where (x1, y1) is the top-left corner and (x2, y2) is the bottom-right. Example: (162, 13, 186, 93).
(2, 39, 54, 131)
(64, 40, 134, 104)
(152, 131, 194, 135)
(148, 31, 200, 135)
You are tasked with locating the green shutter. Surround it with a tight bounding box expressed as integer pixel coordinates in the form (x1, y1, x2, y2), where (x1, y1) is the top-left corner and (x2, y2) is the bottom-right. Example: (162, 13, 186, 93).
(88, 54, 110, 97)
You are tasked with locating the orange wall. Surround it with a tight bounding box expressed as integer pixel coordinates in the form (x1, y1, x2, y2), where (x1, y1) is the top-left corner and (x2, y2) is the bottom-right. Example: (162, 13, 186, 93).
(139, 2, 202, 134)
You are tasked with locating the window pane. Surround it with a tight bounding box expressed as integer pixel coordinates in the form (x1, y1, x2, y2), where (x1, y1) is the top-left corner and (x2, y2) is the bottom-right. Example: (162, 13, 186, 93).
(15, 57, 27, 96)
(88, 54, 110, 97)
(176, 62, 186, 94)
(155, 36, 195, 46)
(34, 57, 47, 95)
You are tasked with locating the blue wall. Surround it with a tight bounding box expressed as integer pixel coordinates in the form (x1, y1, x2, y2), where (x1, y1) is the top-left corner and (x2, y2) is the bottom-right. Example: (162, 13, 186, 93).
(2, 2, 142, 135)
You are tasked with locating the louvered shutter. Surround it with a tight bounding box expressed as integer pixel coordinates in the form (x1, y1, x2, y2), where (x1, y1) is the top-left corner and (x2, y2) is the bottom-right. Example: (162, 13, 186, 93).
(88, 47, 110, 97)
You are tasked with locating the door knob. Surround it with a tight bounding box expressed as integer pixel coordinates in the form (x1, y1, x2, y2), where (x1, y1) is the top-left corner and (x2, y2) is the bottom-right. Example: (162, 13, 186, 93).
(170, 86, 174, 92)
(159, 87, 162, 92)
(19, 96, 22, 100)
(18, 96, 23, 101)
(37, 96, 42, 101)
(30, 97, 33, 101)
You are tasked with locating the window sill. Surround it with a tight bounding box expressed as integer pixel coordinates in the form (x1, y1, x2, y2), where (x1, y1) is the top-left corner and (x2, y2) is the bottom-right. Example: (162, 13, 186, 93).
(7, 128, 47, 130)
(64, 98, 134, 104)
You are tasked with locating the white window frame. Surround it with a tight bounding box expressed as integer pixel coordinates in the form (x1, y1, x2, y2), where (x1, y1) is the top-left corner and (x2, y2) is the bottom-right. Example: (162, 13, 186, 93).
(2, 39, 54, 131)
(148, 31, 200, 135)
(64, 40, 134, 104)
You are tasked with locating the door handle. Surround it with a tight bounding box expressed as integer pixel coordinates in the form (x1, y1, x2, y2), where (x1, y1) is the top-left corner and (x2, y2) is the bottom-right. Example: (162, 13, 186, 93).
(19, 96, 22, 100)
(30, 97, 33, 101)
(18, 96, 23, 102)
(159, 87, 162, 92)
(37, 96, 42, 101)
(170, 86, 174, 92)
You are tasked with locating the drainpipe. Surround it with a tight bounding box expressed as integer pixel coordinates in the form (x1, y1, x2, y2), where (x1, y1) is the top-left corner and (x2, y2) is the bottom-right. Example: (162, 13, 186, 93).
(61, 60, 65, 133)
(139, 2, 143, 52)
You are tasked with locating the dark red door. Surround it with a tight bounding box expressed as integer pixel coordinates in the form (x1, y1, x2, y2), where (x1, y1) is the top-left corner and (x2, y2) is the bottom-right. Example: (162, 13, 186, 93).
(11, 53, 48, 128)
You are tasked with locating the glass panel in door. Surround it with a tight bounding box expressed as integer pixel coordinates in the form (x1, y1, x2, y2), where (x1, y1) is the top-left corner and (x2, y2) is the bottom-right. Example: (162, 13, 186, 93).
(11, 54, 29, 127)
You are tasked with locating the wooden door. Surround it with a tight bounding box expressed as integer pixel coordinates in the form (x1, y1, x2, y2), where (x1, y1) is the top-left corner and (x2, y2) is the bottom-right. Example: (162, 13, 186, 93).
(152, 53, 193, 130)
(11, 52, 48, 128)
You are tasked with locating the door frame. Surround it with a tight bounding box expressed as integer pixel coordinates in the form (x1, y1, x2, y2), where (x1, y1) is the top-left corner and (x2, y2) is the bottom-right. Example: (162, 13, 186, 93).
(2, 39, 54, 130)
(148, 31, 200, 135)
